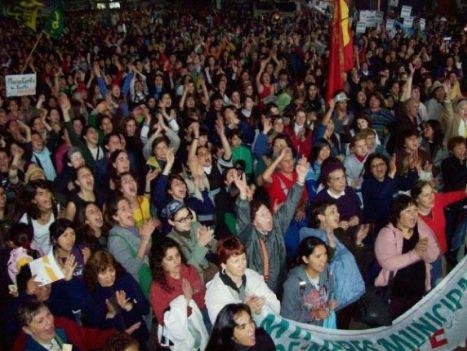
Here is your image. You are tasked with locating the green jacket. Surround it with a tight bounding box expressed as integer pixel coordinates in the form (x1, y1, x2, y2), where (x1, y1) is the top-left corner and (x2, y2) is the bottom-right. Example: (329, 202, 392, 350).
(167, 221, 216, 276)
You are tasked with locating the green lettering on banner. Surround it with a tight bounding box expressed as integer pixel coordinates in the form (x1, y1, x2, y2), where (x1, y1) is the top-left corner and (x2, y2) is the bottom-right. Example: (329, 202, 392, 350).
(290, 325, 303, 339)
(377, 333, 414, 351)
(440, 298, 455, 312)
(445, 288, 463, 310)
(398, 329, 424, 348)
(411, 317, 437, 338)
(457, 277, 467, 291)
(288, 341, 301, 350)
(361, 340, 379, 351)
(405, 325, 426, 344)
(332, 340, 357, 350)
(426, 307, 445, 325)
(260, 314, 289, 339)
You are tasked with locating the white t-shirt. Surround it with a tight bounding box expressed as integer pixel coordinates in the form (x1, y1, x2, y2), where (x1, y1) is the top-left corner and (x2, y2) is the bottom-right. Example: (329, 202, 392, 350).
(20, 212, 56, 256)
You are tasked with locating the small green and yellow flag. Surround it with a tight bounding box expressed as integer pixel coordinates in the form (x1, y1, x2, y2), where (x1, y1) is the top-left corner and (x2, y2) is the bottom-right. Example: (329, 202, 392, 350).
(44, 8, 64, 39)
(3, 0, 45, 31)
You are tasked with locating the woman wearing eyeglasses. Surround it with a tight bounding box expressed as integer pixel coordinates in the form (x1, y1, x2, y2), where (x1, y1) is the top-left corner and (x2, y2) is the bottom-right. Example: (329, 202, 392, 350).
(164, 200, 218, 282)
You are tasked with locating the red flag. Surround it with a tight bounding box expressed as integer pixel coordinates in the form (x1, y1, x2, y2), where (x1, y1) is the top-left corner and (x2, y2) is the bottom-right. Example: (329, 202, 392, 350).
(326, 0, 354, 101)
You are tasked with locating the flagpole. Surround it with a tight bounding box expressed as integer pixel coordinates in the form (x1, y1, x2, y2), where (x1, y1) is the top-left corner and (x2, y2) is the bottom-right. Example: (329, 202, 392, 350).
(21, 30, 45, 74)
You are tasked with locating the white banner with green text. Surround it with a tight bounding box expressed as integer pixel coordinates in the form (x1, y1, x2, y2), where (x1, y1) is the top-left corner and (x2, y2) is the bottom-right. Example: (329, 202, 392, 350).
(259, 256, 467, 351)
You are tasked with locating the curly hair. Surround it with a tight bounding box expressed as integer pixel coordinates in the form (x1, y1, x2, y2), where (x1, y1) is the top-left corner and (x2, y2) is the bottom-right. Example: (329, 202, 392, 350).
(149, 237, 186, 293)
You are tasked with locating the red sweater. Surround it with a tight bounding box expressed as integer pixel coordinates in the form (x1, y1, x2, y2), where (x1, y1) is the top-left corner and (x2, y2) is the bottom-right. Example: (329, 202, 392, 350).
(265, 171, 308, 210)
(419, 190, 466, 254)
(285, 127, 313, 159)
(150, 264, 206, 325)
(13, 316, 116, 351)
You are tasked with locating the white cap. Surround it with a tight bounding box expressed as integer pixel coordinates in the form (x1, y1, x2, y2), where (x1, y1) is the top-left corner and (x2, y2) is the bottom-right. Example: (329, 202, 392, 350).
(335, 92, 348, 102)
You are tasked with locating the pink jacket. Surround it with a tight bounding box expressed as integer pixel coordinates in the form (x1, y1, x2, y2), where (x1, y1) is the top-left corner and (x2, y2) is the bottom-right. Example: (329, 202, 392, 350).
(374, 221, 440, 291)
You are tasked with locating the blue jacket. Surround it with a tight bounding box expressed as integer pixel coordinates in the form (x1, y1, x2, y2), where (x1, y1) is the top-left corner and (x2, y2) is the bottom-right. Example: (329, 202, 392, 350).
(299, 228, 365, 309)
(90, 272, 149, 343)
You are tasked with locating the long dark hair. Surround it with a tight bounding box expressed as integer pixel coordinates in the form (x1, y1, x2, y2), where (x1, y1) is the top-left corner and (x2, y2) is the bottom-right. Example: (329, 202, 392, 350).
(19, 179, 56, 219)
(205, 303, 254, 351)
(423, 120, 444, 146)
(308, 141, 330, 167)
(149, 237, 186, 293)
(76, 202, 108, 250)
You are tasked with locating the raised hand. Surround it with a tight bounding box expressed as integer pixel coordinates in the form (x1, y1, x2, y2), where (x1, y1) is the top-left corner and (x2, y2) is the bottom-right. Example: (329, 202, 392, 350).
(146, 167, 160, 183)
(355, 224, 369, 245)
(244, 295, 265, 315)
(196, 225, 214, 247)
(389, 154, 397, 178)
(62, 254, 77, 281)
(215, 117, 225, 137)
(295, 156, 309, 183)
(182, 278, 193, 302)
(165, 147, 175, 166)
(233, 171, 248, 197)
(58, 93, 71, 112)
(140, 218, 157, 241)
(262, 116, 272, 135)
(116, 290, 133, 311)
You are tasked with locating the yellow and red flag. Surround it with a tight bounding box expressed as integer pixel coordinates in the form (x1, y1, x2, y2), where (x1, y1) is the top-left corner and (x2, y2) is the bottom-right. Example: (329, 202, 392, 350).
(326, 0, 354, 101)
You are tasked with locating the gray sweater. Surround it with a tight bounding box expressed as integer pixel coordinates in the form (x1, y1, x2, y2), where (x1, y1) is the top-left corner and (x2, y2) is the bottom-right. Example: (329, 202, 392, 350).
(235, 183, 303, 293)
(108, 225, 147, 282)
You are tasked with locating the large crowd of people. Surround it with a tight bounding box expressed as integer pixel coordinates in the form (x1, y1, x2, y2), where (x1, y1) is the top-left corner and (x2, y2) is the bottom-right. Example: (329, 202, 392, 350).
(0, 2, 466, 351)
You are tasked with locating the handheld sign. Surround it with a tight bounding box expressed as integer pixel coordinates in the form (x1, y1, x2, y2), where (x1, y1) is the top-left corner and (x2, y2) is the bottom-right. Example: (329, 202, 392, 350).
(356, 21, 366, 34)
(5, 74, 37, 97)
(401, 5, 412, 19)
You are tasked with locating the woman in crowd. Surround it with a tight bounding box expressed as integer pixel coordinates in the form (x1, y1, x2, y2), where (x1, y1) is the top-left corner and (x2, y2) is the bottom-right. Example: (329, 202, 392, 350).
(19, 179, 59, 255)
(106, 195, 157, 297)
(163, 200, 217, 281)
(205, 303, 275, 351)
(116, 171, 155, 229)
(305, 142, 331, 203)
(50, 218, 88, 280)
(441, 136, 466, 191)
(361, 153, 418, 235)
(313, 159, 361, 231)
(64, 165, 104, 222)
(234, 156, 307, 292)
(281, 236, 337, 327)
(77, 202, 108, 251)
(149, 238, 208, 350)
(205, 236, 280, 324)
(411, 180, 466, 284)
(374, 195, 440, 318)
(84, 250, 149, 349)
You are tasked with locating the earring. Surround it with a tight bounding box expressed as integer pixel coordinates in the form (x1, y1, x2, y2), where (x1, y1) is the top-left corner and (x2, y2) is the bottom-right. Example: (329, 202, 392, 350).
(221, 267, 226, 274)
